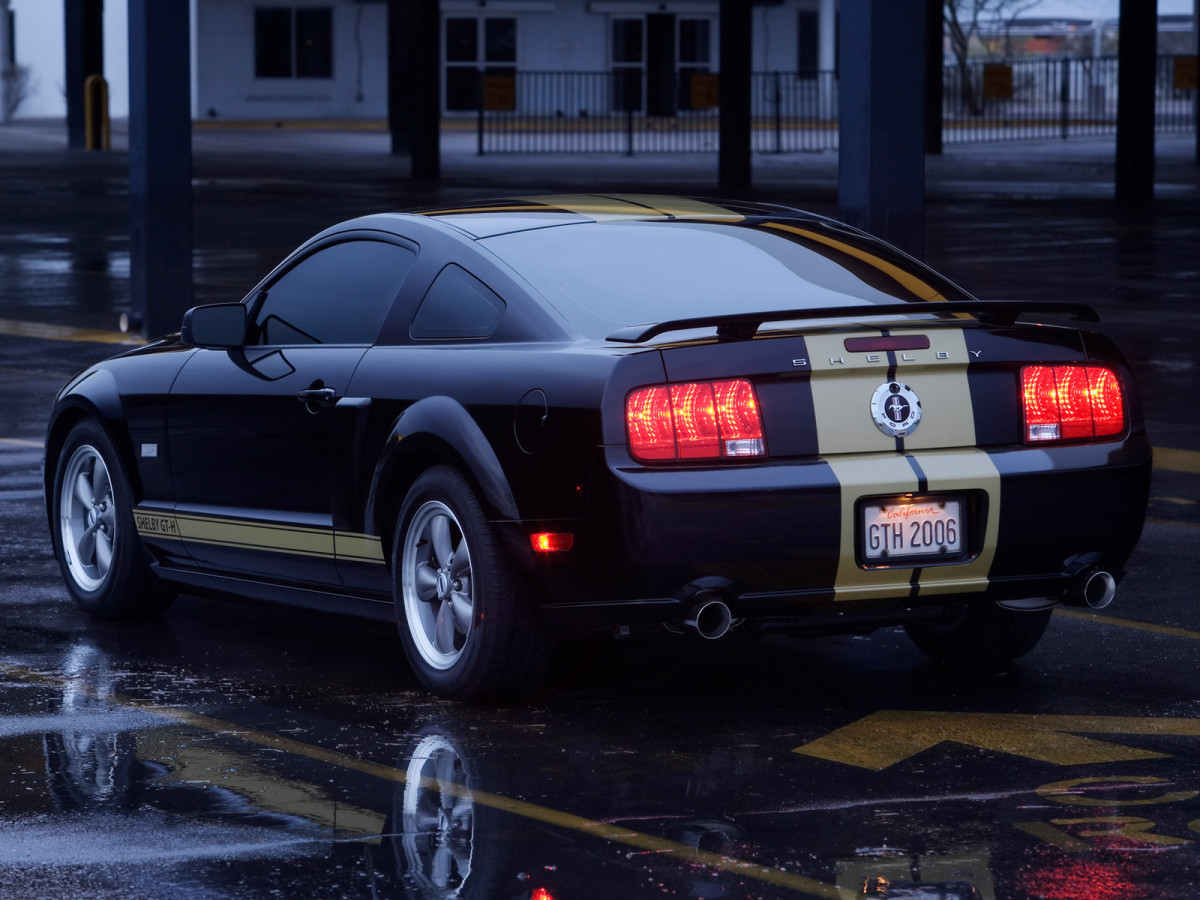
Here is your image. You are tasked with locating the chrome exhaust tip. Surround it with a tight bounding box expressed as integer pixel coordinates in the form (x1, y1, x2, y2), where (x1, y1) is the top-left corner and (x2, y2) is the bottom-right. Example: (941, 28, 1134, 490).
(1066, 569, 1117, 610)
(681, 596, 733, 640)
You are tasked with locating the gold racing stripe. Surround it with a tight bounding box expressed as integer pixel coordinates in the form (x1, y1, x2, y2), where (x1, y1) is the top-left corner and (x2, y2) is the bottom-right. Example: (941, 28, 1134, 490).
(806, 330, 999, 600)
(764, 222, 951, 303)
(174, 513, 336, 558)
(900, 449, 1000, 598)
(522, 194, 745, 222)
(805, 330, 975, 456)
(334, 532, 385, 564)
(134, 508, 385, 564)
(824, 452, 922, 601)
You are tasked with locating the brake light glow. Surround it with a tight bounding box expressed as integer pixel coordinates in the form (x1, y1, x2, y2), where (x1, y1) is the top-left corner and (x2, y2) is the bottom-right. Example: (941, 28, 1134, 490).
(1021, 365, 1125, 443)
(626, 379, 765, 461)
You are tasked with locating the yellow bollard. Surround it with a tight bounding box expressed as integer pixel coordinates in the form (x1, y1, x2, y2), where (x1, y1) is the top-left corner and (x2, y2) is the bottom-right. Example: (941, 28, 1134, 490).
(83, 73, 110, 151)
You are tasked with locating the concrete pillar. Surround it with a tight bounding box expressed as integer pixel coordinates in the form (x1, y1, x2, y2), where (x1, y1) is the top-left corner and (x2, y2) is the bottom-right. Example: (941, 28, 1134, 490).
(0, 0, 12, 124)
(1115, 0, 1157, 209)
(388, 0, 440, 180)
(64, 0, 104, 149)
(128, 0, 192, 339)
(818, 0, 836, 118)
(925, 0, 944, 154)
(838, 0, 927, 259)
(718, 0, 752, 190)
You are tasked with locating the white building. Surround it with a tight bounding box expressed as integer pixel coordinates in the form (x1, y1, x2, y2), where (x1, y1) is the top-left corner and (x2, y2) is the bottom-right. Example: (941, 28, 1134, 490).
(2, 0, 1193, 122)
(5, 0, 838, 121)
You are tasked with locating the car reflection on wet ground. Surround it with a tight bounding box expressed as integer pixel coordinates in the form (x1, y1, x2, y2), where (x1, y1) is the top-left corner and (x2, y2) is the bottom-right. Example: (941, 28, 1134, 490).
(2, 123, 1200, 898)
(3, 544, 1200, 900)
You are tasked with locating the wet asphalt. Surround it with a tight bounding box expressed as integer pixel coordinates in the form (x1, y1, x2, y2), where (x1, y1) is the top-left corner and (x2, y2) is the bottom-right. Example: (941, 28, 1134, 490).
(2, 119, 1200, 899)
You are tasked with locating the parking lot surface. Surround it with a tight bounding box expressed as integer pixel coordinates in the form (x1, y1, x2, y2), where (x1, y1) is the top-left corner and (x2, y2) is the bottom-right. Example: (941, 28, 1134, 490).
(2, 120, 1199, 898)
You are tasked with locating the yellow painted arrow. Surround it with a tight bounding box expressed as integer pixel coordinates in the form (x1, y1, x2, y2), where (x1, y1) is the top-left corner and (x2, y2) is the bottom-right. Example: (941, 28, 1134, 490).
(794, 711, 1200, 771)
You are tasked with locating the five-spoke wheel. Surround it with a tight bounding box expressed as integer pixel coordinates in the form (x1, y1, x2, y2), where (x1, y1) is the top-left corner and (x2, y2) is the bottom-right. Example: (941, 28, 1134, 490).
(400, 499, 476, 671)
(50, 420, 174, 619)
(58, 443, 117, 594)
(394, 466, 549, 700)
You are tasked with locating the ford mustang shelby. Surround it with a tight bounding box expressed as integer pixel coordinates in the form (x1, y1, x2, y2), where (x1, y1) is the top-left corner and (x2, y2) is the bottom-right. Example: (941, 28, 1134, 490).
(45, 196, 1150, 699)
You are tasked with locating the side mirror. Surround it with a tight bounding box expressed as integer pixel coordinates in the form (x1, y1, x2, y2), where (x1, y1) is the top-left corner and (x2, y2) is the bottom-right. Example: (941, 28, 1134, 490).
(181, 302, 248, 349)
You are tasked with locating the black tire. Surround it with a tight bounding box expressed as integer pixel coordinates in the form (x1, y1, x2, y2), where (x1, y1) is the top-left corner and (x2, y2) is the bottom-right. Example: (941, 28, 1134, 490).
(904, 602, 1052, 667)
(393, 465, 549, 700)
(50, 419, 175, 619)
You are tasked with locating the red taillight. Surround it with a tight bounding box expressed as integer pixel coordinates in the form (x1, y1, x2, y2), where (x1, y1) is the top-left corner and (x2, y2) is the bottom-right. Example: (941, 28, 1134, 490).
(626, 379, 765, 462)
(1021, 365, 1126, 443)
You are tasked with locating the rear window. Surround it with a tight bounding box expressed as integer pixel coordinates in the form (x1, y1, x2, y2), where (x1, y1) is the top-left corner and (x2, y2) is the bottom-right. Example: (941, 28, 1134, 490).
(483, 220, 974, 339)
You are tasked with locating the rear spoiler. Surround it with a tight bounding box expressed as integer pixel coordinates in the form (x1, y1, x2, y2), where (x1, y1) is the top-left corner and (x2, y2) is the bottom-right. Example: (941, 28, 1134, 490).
(605, 301, 1100, 344)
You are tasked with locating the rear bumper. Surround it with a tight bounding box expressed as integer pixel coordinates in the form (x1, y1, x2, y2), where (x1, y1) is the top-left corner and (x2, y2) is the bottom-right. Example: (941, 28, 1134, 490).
(521, 438, 1151, 631)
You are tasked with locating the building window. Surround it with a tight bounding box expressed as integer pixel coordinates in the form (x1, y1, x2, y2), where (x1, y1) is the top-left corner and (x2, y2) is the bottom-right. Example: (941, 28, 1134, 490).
(444, 16, 517, 112)
(677, 17, 713, 111)
(255, 7, 333, 79)
(610, 15, 714, 115)
(610, 17, 644, 112)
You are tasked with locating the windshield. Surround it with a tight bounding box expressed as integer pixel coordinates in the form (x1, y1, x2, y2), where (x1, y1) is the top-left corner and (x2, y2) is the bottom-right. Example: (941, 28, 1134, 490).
(483, 219, 975, 340)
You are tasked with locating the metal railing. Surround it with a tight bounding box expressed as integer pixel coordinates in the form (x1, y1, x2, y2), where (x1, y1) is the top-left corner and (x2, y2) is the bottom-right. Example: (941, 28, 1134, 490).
(473, 57, 1196, 154)
(942, 55, 1196, 143)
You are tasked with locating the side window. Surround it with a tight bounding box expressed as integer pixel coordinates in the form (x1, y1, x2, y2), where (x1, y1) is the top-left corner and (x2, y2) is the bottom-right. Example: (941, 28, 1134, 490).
(254, 240, 416, 345)
(410, 265, 505, 340)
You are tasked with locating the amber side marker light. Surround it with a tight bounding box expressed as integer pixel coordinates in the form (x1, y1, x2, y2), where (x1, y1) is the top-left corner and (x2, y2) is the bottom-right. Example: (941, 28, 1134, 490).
(531, 532, 574, 552)
(1021, 365, 1125, 443)
(626, 378, 765, 462)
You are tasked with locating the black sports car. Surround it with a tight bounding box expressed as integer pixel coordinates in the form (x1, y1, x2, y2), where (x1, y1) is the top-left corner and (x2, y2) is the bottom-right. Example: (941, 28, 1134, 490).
(45, 196, 1150, 699)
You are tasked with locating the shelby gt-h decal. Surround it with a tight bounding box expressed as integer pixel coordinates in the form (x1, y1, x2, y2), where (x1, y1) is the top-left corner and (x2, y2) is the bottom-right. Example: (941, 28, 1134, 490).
(46, 196, 1150, 700)
(134, 509, 385, 564)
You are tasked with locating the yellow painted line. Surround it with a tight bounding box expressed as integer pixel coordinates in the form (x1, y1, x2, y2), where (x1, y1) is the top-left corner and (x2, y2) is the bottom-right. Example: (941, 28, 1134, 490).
(1013, 821, 1092, 853)
(0, 317, 141, 346)
(191, 117, 383, 131)
(1146, 516, 1200, 530)
(0, 662, 849, 898)
(1153, 447, 1200, 475)
(795, 710, 1200, 771)
(0, 438, 41, 448)
(1055, 608, 1200, 641)
(139, 729, 386, 839)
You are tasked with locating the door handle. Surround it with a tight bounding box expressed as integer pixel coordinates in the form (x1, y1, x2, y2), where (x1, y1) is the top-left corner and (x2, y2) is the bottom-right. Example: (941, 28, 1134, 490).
(297, 387, 337, 412)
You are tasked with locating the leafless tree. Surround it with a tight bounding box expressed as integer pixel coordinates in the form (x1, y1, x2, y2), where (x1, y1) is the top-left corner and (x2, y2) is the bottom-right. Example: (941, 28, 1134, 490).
(944, 0, 1045, 115)
(2, 64, 34, 121)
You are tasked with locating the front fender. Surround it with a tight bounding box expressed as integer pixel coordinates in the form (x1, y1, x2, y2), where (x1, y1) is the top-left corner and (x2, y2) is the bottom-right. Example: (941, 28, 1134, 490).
(44, 370, 130, 495)
(366, 395, 520, 537)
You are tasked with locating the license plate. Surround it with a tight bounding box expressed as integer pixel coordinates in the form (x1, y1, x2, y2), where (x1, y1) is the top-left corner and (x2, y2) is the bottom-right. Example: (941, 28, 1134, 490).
(861, 496, 965, 564)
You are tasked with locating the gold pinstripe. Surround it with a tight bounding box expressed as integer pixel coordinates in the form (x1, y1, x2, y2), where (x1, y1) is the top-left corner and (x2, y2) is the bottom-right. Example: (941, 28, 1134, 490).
(134, 508, 386, 564)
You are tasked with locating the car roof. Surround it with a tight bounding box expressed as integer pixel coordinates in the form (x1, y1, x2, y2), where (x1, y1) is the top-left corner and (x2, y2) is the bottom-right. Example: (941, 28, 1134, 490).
(406, 194, 829, 240)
